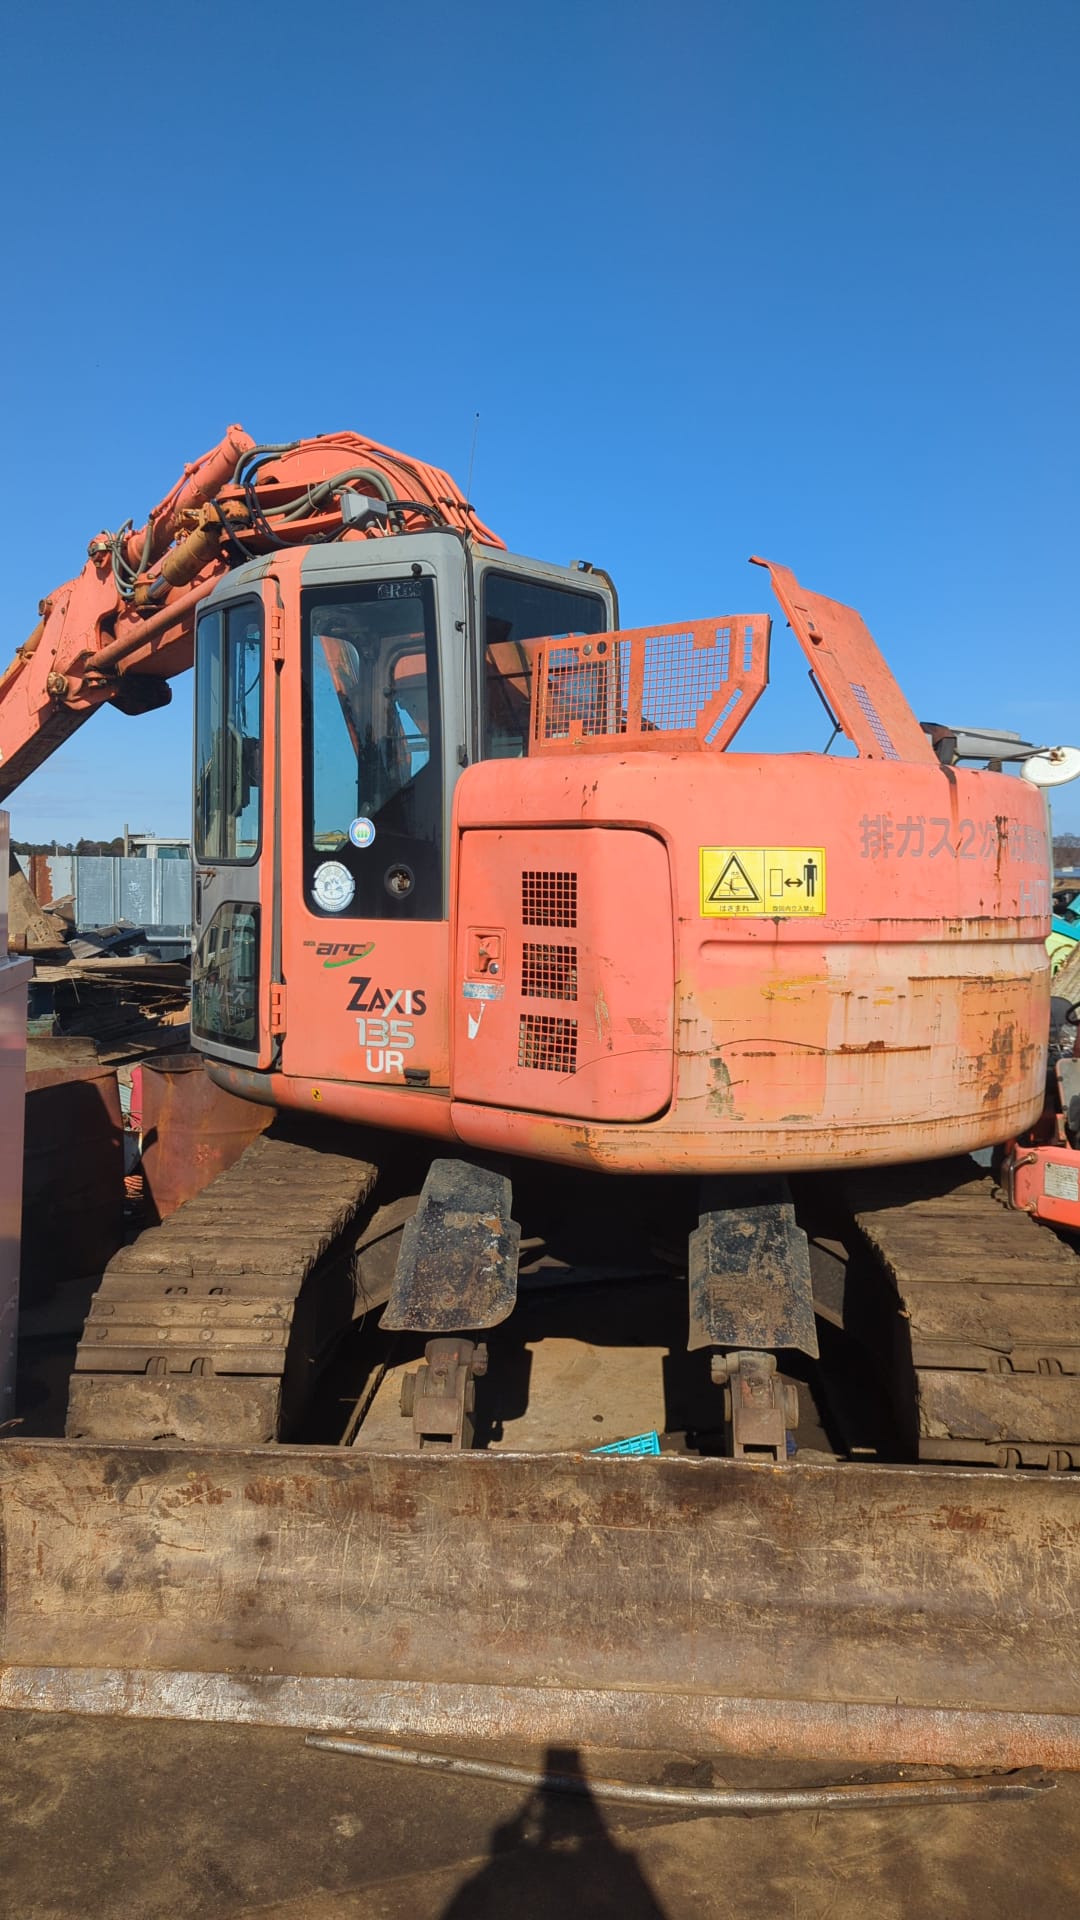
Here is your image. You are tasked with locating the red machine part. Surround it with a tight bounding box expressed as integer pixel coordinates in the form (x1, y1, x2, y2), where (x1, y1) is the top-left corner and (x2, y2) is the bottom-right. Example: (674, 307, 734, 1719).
(1003, 1005, 1080, 1229)
(1006, 1144, 1080, 1228)
(139, 1051, 272, 1225)
(439, 750, 1048, 1172)
(453, 827, 675, 1121)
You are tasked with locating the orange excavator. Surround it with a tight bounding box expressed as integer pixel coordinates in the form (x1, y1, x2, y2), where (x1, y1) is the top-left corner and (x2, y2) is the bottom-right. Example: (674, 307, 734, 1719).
(0, 426, 1077, 1774)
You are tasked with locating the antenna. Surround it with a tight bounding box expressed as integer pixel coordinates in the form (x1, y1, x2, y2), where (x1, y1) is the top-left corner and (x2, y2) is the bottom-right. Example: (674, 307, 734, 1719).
(465, 412, 480, 504)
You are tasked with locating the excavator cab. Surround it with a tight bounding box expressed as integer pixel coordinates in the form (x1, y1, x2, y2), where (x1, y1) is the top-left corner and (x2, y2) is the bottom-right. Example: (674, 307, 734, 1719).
(190, 536, 616, 1090)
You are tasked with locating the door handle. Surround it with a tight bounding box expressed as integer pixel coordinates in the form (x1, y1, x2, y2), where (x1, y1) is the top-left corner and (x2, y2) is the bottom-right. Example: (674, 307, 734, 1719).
(195, 868, 215, 923)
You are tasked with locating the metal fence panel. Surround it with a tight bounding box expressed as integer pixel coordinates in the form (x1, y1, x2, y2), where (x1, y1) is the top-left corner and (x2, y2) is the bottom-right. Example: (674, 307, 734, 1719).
(160, 862, 193, 929)
(73, 858, 192, 932)
(117, 860, 156, 928)
(74, 859, 119, 928)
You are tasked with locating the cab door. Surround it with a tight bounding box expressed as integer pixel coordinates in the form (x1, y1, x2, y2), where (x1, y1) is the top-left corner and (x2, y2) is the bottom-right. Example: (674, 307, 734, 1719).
(190, 583, 277, 1071)
(278, 538, 468, 1093)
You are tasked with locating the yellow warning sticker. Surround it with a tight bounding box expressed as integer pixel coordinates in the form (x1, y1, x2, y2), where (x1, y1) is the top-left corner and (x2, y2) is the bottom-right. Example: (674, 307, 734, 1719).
(700, 847, 826, 916)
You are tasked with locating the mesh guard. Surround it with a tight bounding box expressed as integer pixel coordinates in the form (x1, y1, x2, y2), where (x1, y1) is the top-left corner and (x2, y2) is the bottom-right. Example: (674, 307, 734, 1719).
(530, 615, 770, 754)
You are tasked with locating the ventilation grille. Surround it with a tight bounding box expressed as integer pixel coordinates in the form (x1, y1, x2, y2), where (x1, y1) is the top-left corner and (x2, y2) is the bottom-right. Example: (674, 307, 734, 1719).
(518, 1014, 578, 1074)
(522, 942, 578, 1001)
(851, 683, 899, 759)
(522, 870, 578, 928)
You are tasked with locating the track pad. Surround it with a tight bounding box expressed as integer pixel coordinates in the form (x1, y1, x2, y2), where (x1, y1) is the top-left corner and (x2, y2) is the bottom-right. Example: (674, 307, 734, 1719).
(688, 1175, 819, 1357)
(381, 1160, 520, 1333)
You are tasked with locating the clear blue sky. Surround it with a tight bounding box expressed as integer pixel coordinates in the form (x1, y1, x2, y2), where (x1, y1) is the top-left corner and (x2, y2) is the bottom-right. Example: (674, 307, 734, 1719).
(1, 0, 1076, 840)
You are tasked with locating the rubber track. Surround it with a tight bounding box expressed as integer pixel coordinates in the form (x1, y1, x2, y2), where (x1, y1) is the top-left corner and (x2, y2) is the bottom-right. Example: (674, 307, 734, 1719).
(845, 1158, 1080, 1469)
(66, 1132, 378, 1445)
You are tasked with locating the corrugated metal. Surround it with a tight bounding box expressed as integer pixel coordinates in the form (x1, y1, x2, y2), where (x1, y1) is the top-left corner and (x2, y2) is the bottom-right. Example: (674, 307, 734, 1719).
(73, 858, 192, 933)
(75, 859, 120, 928)
(119, 861, 156, 928)
(160, 861, 192, 928)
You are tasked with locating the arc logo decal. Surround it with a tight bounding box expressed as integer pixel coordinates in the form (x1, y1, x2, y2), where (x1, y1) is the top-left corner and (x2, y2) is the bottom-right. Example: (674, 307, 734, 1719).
(322, 948, 375, 968)
(304, 940, 376, 967)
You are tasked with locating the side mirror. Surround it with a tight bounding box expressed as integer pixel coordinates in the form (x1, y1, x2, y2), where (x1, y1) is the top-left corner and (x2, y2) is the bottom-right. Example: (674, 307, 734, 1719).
(1022, 747, 1080, 789)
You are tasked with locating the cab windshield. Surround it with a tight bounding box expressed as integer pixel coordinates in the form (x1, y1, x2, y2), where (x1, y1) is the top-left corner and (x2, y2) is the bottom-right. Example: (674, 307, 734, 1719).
(302, 578, 441, 919)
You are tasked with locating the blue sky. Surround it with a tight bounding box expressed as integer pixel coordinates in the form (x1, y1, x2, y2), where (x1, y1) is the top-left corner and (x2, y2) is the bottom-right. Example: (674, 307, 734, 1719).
(1, 0, 1076, 840)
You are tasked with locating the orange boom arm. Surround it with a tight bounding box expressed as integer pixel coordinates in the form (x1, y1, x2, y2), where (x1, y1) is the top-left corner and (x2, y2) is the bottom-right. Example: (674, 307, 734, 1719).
(0, 427, 502, 801)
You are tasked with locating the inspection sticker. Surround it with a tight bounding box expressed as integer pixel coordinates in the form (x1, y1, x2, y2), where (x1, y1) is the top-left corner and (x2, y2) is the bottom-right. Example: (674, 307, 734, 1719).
(700, 846, 826, 917)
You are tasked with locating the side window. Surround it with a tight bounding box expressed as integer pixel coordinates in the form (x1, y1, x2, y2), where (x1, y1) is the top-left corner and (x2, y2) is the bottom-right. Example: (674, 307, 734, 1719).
(481, 573, 607, 759)
(194, 601, 263, 862)
(192, 903, 259, 1047)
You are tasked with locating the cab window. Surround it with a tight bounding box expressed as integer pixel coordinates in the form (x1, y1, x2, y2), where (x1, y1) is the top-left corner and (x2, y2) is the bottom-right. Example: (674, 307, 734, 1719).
(481, 572, 607, 759)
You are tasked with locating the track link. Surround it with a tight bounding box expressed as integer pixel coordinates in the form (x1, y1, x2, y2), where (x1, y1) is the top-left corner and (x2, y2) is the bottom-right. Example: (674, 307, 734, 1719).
(67, 1130, 378, 1445)
(845, 1158, 1080, 1469)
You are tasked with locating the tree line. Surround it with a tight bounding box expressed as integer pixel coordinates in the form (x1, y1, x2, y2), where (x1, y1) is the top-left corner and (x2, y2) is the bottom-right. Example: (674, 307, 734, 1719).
(12, 838, 127, 857)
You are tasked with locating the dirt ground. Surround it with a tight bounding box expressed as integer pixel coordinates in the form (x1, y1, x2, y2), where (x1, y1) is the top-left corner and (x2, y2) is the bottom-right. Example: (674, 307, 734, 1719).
(0, 1712, 1076, 1920)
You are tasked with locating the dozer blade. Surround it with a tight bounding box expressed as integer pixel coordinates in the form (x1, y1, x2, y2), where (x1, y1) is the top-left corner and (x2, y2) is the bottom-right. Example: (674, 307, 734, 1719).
(1, 1440, 1078, 1771)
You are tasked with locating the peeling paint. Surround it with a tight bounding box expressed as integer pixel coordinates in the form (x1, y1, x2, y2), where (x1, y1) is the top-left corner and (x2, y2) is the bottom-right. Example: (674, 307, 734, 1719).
(594, 987, 613, 1050)
(709, 1057, 735, 1119)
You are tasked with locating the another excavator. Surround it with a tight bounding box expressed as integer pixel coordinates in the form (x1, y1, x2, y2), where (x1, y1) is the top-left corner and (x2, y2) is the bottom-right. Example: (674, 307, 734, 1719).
(1, 426, 1078, 1772)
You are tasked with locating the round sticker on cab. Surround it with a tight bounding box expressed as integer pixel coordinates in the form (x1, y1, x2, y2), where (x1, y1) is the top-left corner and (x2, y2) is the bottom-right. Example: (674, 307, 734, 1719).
(312, 861, 355, 913)
(349, 817, 376, 849)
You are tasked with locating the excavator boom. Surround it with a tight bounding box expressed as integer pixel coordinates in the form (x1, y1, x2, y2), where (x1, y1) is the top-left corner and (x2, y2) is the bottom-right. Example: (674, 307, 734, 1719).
(0, 426, 502, 798)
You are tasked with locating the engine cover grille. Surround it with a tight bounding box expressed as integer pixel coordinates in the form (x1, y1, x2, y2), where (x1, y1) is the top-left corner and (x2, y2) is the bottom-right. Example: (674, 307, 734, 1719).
(521, 870, 577, 928)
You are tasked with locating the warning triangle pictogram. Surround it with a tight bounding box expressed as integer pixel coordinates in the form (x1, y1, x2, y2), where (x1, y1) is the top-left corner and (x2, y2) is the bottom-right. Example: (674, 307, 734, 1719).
(708, 853, 760, 904)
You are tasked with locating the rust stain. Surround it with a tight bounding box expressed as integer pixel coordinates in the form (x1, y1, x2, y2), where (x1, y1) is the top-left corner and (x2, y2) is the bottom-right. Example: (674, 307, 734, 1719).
(931, 1505, 1009, 1535)
(171, 1476, 232, 1508)
(242, 1479, 288, 1508)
